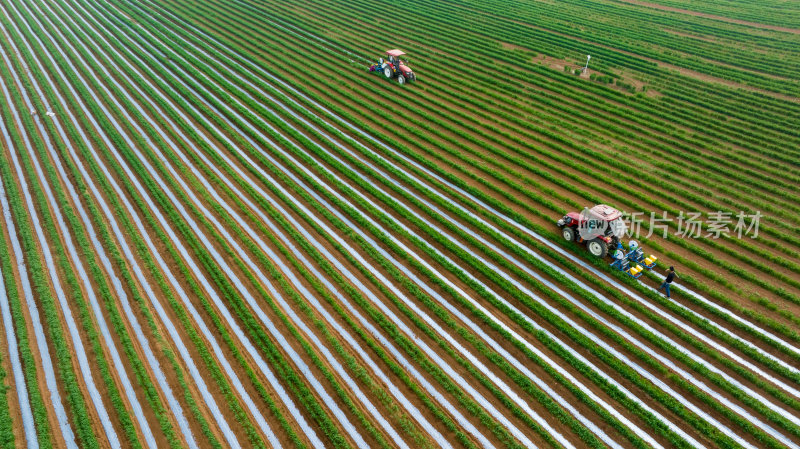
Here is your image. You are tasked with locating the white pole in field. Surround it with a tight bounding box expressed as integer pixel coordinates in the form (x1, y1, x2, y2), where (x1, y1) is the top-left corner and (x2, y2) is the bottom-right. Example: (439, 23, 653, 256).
(583, 55, 591, 73)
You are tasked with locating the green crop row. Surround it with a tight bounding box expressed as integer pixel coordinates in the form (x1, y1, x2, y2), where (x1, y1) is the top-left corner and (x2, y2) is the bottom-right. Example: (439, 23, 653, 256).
(313, 113, 800, 442)
(0, 361, 12, 449)
(0, 49, 100, 449)
(43, 2, 382, 443)
(144, 2, 800, 440)
(416, 0, 800, 95)
(105, 18, 548, 449)
(203, 0, 800, 356)
(2, 5, 241, 447)
(40, 19, 349, 445)
(278, 0, 800, 204)
(51, 0, 482, 444)
(56, 4, 422, 446)
(183, 0, 800, 344)
(223, 0, 800, 193)
(192, 0, 800, 326)
(292, 0, 800, 140)
(589, 0, 800, 27)
(1, 3, 327, 447)
(0, 65, 147, 449)
(7, 0, 800, 443)
(274, 0, 800, 168)
(1, 22, 206, 449)
(0, 183, 53, 449)
(109, 5, 764, 446)
(227, 0, 800, 224)
(95, 1, 656, 444)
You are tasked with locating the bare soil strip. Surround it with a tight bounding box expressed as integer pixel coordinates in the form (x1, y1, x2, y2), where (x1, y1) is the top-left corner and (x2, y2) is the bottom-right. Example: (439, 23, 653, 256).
(611, 0, 800, 34)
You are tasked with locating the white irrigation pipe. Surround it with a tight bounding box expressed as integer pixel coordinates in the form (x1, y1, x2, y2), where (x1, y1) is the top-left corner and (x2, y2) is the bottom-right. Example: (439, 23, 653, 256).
(43, 2, 438, 447)
(295, 108, 800, 440)
(148, 123, 546, 447)
(63, 5, 443, 441)
(2, 10, 305, 445)
(327, 20, 800, 368)
(76, 1, 569, 444)
(0, 192, 38, 449)
(133, 0, 800, 410)
(51, 1, 800, 446)
(1, 4, 228, 448)
(3, 66, 124, 447)
(0, 106, 78, 449)
(47, 4, 403, 445)
(7, 16, 322, 445)
(155, 0, 800, 372)
(28, 8, 364, 448)
(109, 2, 800, 445)
(72, 0, 552, 442)
(46, 5, 436, 446)
(73, 3, 494, 444)
(2, 81, 121, 449)
(168, 36, 800, 444)
(98, 1, 733, 444)
(202, 103, 683, 448)
(76, 6, 605, 447)
(645, 270, 800, 359)
(12, 5, 271, 447)
(145, 43, 718, 448)
(535, 249, 800, 383)
(130, 23, 568, 449)
(25, 4, 318, 447)
(15, 2, 358, 447)
(84, 2, 672, 446)
(306, 103, 800, 428)
(0, 43, 158, 449)
(0, 22, 167, 448)
(54, 4, 490, 447)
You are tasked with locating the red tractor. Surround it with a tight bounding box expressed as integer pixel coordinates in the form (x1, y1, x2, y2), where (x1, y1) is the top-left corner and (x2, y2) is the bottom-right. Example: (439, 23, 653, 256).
(556, 204, 626, 258)
(369, 49, 416, 85)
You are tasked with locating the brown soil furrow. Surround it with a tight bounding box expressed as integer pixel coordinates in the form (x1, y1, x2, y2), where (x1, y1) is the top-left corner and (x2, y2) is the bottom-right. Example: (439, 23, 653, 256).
(611, 0, 800, 35)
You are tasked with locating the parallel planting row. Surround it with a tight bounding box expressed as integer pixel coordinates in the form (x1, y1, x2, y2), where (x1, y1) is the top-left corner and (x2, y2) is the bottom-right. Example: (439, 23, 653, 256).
(0, 0, 798, 448)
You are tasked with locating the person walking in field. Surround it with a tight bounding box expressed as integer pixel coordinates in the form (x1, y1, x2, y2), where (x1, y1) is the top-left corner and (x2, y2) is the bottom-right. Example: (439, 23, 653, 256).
(658, 266, 677, 298)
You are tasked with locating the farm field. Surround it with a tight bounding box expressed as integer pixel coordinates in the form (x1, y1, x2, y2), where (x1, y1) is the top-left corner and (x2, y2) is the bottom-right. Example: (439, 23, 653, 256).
(0, 0, 799, 447)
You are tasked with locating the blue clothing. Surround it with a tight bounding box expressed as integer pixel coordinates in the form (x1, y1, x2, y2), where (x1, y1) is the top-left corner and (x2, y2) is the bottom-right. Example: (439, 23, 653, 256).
(658, 282, 671, 298)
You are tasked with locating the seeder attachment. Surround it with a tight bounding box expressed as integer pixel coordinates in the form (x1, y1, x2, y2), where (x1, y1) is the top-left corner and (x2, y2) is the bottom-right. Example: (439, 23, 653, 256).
(610, 249, 644, 279)
(626, 241, 657, 270)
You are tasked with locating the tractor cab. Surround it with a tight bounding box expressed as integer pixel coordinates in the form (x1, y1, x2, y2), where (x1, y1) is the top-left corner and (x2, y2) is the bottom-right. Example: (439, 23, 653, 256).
(373, 49, 416, 84)
(556, 205, 659, 277)
(557, 204, 627, 258)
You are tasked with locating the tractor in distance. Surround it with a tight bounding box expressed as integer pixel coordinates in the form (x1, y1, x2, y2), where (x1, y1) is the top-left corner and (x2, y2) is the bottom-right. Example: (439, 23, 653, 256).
(370, 49, 416, 85)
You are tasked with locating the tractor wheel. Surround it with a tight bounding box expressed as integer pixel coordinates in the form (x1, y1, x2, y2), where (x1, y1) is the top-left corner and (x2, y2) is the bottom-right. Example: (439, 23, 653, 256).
(562, 227, 576, 242)
(398, 75, 406, 85)
(588, 239, 608, 258)
(383, 66, 393, 78)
